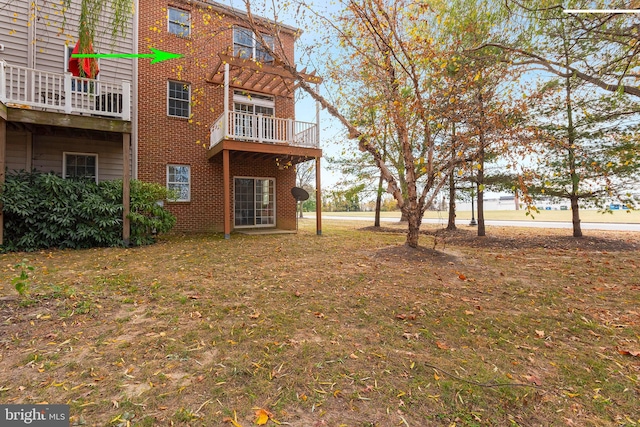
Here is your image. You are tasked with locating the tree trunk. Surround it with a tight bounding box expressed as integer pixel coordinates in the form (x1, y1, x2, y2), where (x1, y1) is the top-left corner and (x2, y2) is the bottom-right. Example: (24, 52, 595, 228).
(299, 202, 303, 219)
(564, 42, 581, 238)
(400, 211, 408, 222)
(447, 177, 456, 230)
(374, 173, 383, 227)
(477, 181, 485, 236)
(404, 209, 422, 248)
(571, 196, 582, 237)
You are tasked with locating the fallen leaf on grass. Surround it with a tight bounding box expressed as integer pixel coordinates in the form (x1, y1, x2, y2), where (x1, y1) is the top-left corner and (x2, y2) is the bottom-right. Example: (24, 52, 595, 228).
(458, 273, 467, 281)
(254, 408, 274, 425)
(361, 384, 374, 393)
(617, 347, 640, 357)
(395, 313, 416, 321)
(435, 341, 450, 350)
(535, 330, 545, 338)
(523, 374, 542, 385)
(249, 312, 260, 319)
(223, 417, 244, 427)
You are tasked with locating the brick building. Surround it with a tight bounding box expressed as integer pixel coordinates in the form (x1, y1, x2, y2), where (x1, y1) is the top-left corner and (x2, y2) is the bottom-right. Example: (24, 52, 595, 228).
(1, 0, 322, 243)
(137, 0, 322, 237)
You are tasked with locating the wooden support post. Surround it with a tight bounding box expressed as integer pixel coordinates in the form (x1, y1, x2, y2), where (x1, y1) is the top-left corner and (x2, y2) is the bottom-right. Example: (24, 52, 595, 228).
(315, 156, 322, 236)
(223, 149, 231, 239)
(123, 133, 131, 246)
(0, 116, 5, 246)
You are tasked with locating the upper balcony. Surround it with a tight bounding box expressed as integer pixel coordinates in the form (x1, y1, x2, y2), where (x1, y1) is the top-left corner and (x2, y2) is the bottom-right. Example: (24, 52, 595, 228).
(206, 53, 323, 161)
(0, 61, 131, 121)
(209, 111, 318, 149)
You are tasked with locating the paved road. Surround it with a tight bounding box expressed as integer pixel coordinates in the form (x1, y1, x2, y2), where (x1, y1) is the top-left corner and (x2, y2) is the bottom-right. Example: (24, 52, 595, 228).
(307, 215, 640, 232)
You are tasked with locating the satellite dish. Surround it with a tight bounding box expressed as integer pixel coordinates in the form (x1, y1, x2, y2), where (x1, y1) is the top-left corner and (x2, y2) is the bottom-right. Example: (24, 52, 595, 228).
(291, 187, 310, 202)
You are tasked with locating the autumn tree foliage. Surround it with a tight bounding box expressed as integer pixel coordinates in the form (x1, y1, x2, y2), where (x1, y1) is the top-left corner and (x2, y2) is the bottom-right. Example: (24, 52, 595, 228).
(481, 2, 640, 237)
(243, 0, 496, 247)
(415, 0, 525, 236)
(520, 45, 640, 236)
(484, 0, 640, 99)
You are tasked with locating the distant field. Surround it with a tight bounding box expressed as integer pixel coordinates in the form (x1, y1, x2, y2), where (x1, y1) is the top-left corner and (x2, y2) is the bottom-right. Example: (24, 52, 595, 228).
(319, 209, 640, 223)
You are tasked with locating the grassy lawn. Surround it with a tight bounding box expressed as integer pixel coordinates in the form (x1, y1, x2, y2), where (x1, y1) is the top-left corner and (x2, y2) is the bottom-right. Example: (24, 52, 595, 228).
(1, 220, 639, 426)
(319, 209, 640, 223)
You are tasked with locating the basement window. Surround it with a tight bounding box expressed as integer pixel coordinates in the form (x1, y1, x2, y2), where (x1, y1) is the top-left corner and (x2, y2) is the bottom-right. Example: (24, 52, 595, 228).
(167, 164, 191, 202)
(63, 153, 98, 182)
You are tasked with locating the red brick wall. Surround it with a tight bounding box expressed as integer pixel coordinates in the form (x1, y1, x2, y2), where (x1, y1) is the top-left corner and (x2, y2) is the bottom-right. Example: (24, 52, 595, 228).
(138, 0, 298, 232)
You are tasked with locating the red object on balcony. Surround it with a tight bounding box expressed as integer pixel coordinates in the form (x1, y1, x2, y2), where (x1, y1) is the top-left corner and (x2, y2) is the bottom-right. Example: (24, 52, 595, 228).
(68, 40, 100, 78)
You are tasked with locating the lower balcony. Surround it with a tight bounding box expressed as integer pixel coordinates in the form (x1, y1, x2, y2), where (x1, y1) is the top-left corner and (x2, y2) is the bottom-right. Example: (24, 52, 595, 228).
(0, 61, 131, 121)
(209, 111, 318, 149)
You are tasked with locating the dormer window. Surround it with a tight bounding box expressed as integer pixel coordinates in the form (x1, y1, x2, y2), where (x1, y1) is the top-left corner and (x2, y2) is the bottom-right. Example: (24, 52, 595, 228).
(233, 27, 274, 64)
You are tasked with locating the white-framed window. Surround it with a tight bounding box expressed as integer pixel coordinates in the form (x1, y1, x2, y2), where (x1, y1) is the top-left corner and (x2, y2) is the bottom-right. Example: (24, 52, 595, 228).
(168, 7, 190, 37)
(234, 177, 275, 227)
(167, 164, 190, 202)
(233, 27, 274, 64)
(167, 81, 190, 118)
(63, 152, 98, 182)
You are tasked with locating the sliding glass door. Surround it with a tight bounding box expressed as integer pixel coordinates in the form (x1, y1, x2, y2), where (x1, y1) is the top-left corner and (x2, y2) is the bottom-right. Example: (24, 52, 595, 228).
(234, 177, 275, 227)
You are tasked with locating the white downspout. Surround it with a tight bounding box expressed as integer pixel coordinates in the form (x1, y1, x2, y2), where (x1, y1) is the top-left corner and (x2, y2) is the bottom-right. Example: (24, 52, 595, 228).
(132, 0, 139, 178)
(315, 83, 320, 148)
(224, 63, 229, 138)
(28, 1, 36, 68)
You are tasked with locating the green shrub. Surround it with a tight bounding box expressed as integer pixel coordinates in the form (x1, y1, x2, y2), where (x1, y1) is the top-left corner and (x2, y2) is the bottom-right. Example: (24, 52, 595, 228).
(0, 172, 176, 251)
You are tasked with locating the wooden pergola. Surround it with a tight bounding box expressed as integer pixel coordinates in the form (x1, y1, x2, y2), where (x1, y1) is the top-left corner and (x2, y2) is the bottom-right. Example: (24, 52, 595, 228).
(207, 53, 322, 97)
(206, 53, 323, 238)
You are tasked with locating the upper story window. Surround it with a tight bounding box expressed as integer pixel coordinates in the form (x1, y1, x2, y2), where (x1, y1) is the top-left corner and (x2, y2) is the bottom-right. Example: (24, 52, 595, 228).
(168, 7, 190, 37)
(233, 27, 274, 64)
(167, 81, 190, 118)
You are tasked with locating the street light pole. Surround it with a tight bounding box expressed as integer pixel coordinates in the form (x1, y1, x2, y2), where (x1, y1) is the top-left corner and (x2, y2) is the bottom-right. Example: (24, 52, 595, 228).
(469, 183, 477, 226)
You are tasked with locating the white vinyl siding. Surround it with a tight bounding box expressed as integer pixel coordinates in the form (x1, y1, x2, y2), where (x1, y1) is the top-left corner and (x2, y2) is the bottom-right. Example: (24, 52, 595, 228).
(6, 132, 29, 172)
(0, 1, 29, 67)
(30, 135, 123, 182)
(0, 0, 134, 86)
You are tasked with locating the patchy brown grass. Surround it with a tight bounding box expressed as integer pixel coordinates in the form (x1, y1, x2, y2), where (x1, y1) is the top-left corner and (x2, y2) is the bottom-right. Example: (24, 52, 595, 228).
(0, 219, 639, 427)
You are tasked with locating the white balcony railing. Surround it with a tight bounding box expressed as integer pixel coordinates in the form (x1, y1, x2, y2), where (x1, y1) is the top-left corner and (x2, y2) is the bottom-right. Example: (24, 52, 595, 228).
(209, 111, 318, 149)
(0, 61, 131, 121)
